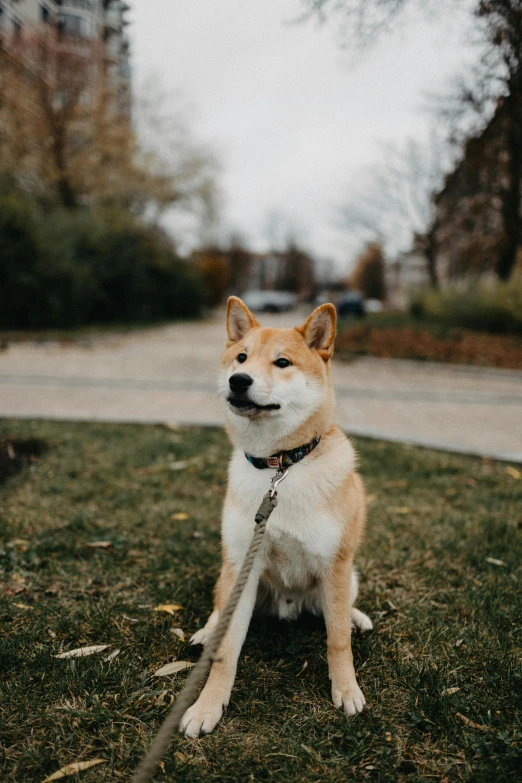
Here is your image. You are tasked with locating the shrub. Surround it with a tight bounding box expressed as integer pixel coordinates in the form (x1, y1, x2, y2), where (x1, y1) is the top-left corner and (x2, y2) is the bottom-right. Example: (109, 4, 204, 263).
(350, 242, 387, 300)
(335, 324, 522, 369)
(0, 195, 47, 329)
(411, 282, 522, 336)
(0, 200, 204, 329)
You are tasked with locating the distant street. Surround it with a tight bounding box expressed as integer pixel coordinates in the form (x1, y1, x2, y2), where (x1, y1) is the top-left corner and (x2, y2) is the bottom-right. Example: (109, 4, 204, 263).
(1, 308, 521, 462)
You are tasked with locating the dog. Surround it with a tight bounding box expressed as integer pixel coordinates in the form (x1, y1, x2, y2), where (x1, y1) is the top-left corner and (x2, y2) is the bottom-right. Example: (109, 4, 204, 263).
(180, 296, 372, 737)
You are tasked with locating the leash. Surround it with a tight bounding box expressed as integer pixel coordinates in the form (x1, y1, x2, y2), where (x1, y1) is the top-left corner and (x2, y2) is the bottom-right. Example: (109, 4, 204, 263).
(130, 464, 289, 783)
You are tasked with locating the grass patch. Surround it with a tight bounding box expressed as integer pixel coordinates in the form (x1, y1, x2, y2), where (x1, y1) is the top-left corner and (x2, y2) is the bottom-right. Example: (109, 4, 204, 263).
(1, 419, 521, 782)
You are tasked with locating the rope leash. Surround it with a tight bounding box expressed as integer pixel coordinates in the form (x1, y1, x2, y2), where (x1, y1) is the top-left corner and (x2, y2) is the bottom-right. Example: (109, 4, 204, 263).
(130, 467, 288, 783)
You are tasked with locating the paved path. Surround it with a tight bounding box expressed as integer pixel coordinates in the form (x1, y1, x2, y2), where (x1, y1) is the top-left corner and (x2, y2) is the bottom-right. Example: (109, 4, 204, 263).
(1, 309, 521, 462)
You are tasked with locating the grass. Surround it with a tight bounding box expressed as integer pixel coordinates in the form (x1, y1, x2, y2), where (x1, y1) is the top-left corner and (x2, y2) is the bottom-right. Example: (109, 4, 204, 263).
(1, 419, 521, 783)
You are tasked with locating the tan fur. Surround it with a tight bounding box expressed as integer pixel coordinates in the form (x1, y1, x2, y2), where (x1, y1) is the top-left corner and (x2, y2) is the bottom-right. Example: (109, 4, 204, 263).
(180, 299, 372, 737)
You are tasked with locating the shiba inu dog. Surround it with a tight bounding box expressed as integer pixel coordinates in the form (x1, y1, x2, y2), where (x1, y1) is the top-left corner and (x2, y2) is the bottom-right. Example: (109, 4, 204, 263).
(180, 297, 372, 737)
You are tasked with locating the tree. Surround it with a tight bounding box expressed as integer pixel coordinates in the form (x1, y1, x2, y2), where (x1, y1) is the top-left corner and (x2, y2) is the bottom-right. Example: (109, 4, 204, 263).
(302, 0, 522, 280)
(339, 134, 447, 287)
(299, 0, 429, 47)
(192, 247, 230, 307)
(277, 242, 317, 298)
(350, 242, 387, 299)
(226, 237, 254, 295)
(134, 80, 221, 235)
(0, 30, 220, 224)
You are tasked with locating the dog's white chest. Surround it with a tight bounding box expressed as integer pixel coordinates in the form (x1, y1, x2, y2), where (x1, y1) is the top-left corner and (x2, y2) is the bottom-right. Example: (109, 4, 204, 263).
(223, 449, 347, 586)
(263, 525, 331, 592)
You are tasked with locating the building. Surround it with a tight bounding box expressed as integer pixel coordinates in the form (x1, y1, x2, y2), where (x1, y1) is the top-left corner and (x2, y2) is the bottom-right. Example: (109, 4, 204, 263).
(0, 0, 131, 116)
(386, 240, 431, 310)
(433, 101, 511, 284)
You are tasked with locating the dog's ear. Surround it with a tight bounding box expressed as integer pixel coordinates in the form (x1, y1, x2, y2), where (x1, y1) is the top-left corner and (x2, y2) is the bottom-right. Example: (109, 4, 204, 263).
(226, 296, 260, 344)
(296, 303, 336, 361)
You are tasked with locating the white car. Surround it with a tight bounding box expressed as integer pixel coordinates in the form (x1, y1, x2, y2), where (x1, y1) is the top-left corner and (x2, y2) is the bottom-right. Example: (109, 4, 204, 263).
(242, 290, 296, 313)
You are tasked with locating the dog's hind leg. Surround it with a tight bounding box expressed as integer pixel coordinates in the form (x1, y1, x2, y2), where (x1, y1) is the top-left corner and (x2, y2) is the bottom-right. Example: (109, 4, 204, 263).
(351, 607, 373, 632)
(190, 609, 218, 647)
(350, 571, 373, 633)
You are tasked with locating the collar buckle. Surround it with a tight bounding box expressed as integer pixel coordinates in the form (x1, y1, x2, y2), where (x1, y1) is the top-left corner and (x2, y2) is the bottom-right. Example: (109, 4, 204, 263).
(267, 455, 281, 469)
(269, 466, 289, 498)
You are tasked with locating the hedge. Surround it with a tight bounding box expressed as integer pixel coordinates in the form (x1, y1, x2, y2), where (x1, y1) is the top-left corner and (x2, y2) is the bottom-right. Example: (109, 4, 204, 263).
(0, 197, 204, 329)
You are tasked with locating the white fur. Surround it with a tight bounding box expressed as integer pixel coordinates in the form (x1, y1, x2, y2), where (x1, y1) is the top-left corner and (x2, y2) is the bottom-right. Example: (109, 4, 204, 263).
(217, 348, 326, 457)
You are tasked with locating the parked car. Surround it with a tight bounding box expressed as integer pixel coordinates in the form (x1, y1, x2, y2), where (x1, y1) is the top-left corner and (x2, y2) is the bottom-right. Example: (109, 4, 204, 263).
(336, 291, 365, 318)
(365, 298, 383, 313)
(242, 290, 296, 313)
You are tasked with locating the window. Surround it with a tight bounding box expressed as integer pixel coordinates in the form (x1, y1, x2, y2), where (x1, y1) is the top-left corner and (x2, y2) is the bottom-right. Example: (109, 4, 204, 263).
(59, 13, 94, 39)
(41, 5, 50, 23)
(64, 0, 94, 10)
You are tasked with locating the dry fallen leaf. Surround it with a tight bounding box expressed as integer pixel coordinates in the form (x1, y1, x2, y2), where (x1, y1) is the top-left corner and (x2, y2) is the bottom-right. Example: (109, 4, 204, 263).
(154, 660, 195, 677)
(171, 512, 189, 520)
(296, 660, 308, 677)
(55, 645, 110, 659)
(41, 758, 106, 781)
(456, 712, 489, 731)
(506, 466, 521, 479)
(121, 614, 138, 623)
(154, 604, 183, 615)
(105, 649, 120, 662)
(171, 628, 185, 641)
(169, 460, 189, 471)
(8, 538, 30, 551)
(485, 556, 506, 567)
(455, 638, 464, 648)
(386, 600, 398, 612)
(86, 541, 112, 549)
(442, 687, 460, 696)
(13, 602, 34, 611)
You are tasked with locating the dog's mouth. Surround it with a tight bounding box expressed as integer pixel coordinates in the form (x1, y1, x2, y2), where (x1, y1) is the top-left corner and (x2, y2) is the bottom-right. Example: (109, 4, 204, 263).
(227, 396, 281, 415)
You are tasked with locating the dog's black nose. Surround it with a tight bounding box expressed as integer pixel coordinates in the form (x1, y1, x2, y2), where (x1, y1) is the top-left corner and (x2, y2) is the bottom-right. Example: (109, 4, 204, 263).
(229, 373, 253, 393)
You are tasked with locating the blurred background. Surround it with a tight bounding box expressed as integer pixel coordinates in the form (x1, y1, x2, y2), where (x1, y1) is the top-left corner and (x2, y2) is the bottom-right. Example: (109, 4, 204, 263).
(0, 0, 521, 457)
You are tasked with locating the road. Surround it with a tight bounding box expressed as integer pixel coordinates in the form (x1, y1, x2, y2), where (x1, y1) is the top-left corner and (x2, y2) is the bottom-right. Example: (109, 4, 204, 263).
(1, 309, 521, 462)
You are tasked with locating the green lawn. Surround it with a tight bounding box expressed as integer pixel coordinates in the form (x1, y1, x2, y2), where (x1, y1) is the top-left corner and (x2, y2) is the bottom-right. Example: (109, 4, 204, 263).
(1, 420, 521, 783)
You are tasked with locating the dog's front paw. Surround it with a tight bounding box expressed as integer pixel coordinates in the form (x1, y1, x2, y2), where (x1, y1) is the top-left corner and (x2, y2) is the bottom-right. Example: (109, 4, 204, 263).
(332, 681, 366, 716)
(179, 696, 225, 738)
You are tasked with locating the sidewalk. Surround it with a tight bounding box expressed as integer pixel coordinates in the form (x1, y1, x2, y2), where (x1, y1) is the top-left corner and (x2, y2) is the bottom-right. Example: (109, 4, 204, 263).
(1, 311, 521, 462)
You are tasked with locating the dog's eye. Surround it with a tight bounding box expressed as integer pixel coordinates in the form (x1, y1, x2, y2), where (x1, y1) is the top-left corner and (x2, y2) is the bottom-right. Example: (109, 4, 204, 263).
(236, 352, 247, 364)
(274, 357, 292, 368)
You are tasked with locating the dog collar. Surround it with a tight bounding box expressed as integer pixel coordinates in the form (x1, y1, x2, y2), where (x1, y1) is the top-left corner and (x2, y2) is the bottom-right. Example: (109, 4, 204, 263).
(245, 436, 321, 470)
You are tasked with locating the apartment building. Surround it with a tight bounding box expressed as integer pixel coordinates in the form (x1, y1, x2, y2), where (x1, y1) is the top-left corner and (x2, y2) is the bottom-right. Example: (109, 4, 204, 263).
(0, 0, 131, 116)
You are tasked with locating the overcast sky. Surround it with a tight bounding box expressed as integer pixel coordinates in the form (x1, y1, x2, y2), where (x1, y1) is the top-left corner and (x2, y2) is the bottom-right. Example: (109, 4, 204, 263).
(129, 1, 474, 273)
